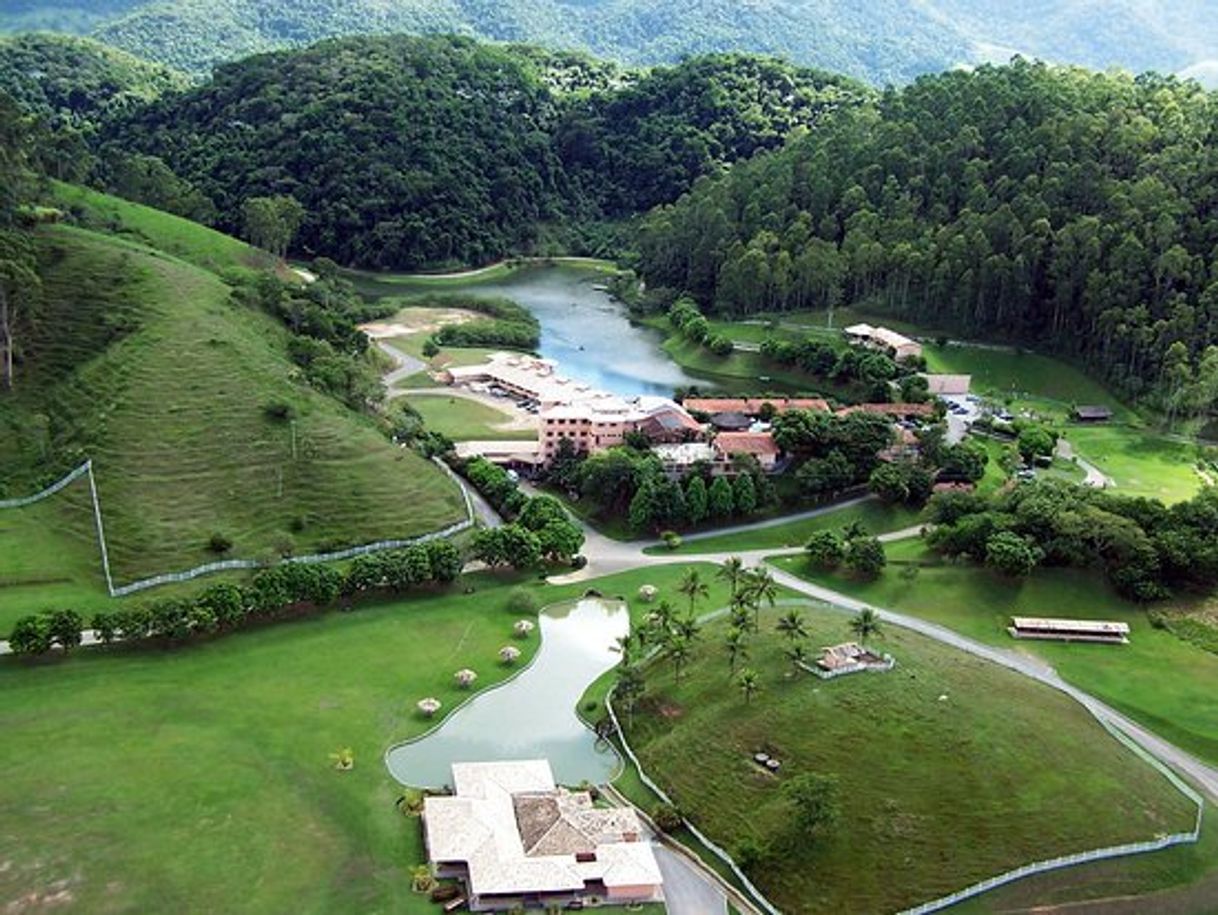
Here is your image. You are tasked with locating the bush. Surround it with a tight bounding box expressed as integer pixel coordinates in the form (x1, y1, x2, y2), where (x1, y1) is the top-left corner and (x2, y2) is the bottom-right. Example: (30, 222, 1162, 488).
(207, 532, 234, 554)
(9, 615, 52, 656)
(506, 587, 539, 615)
(661, 530, 683, 550)
(732, 836, 769, 872)
(651, 803, 683, 833)
(263, 400, 296, 422)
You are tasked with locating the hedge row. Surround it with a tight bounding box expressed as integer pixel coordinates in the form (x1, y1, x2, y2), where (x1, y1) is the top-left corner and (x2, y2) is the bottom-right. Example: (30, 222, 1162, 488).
(7, 540, 463, 657)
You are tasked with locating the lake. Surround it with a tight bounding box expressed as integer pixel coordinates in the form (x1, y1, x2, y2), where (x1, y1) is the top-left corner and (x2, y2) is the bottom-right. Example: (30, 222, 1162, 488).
(358, 263, 706, 398)
(384, 597, 628, 789)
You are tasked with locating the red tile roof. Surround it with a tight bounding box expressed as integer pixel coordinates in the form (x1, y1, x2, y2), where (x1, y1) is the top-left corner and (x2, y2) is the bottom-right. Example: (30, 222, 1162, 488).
(714, 432, 781, 457)
(684, 397, 829, 415)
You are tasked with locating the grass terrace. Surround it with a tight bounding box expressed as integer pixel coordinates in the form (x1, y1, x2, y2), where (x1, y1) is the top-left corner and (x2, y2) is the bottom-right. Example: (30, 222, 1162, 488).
(620, 603, 1197, 914)
(1065, 425, 1203, 503)
(401, 393, 535, 442)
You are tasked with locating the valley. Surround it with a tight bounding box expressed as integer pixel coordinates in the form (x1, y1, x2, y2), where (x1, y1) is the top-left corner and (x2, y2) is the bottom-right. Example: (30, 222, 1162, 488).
(3, 18, 1218, 915)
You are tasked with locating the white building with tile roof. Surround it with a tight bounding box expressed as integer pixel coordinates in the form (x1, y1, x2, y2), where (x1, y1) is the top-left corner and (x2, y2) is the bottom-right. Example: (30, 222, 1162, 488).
(423, 760, 663, 911)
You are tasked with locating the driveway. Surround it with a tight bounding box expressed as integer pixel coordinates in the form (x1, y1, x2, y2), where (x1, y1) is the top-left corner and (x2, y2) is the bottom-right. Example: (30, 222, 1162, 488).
(653, 844, 728, 915)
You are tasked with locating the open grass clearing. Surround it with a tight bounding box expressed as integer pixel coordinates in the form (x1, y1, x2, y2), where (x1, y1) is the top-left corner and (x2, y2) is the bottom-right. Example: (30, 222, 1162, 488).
(402, 393, 536, 442)
(623, 603, 1196, 914)
(0, 563, 723, 914)
(1065, 424, 1203, 503)
(770, 540, 1218, 767)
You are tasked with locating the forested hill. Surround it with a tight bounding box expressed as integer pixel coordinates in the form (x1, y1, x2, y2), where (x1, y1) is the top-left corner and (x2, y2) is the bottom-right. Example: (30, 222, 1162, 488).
(100, 35, 863, 269)
(3, 0, 1216, 86)
(0, 33, 187, 125)
(638, 60, 1218, 409)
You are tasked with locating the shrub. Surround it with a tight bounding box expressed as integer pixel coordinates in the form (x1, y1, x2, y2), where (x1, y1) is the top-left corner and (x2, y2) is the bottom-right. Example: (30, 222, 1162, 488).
(46, 609, 83, 653)
(651, 803, 683, 833)
(422, 338, 440, 358)
(661, 531, 682, 550)
(506, 587, 539, 616)
(263, 400, 296, 422)
(732, 836, 769, 872)
(207, 532, 234, 554)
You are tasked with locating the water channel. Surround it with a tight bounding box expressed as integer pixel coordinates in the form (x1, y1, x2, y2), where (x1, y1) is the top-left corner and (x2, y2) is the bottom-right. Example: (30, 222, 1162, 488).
(385, 597, 628, 788)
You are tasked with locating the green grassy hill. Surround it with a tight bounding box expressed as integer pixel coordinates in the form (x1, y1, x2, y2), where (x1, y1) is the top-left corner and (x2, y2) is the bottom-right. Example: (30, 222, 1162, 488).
(0, 191, 466, 596)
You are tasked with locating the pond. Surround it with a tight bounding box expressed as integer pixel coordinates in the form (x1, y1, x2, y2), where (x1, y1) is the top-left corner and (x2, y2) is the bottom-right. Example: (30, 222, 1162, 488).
(385, 597, 628, 789)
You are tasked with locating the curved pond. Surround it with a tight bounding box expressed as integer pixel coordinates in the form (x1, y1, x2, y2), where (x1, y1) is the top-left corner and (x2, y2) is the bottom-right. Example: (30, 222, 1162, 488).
(385, 597, 629, 788)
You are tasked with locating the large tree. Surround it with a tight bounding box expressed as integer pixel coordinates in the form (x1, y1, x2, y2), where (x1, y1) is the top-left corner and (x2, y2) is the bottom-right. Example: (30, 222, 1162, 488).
(0, 231, 41, 390)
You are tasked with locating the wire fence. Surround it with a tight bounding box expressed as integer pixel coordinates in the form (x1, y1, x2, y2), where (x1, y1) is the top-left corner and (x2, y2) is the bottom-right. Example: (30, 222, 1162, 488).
(2, 457, 478, 599)
(605, 689, 785, 915)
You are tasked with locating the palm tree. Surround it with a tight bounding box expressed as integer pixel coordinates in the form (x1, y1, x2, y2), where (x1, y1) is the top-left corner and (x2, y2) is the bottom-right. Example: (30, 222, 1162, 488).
(615, 663, 646, 728)
(717, 556, 745, 602)
(775, 608, 808, 644)
(725, 626, 749, 676)
(850, 608, 882, 646)
(612, 633, 638, 666)
(738, 668, 761, 704)
(730, 587, 759, 634)
(410, 864, 437, 893)
(665, 633, 692, 684)
(785, 642, 809, 672)
(674, 613, 701, 643)
(649, 599, 676, 638)
(729, 603, 753, 634)
(677, 568, 709, 616)
(744, 567, 778, 629)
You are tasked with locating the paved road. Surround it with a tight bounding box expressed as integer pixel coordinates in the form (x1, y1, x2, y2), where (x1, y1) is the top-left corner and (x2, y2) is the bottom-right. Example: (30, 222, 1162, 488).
(1057, 438, 1113, 489)
(375, 340, 427, 388)
(653, 845, 729, 915)
(679, 494, 874, 544)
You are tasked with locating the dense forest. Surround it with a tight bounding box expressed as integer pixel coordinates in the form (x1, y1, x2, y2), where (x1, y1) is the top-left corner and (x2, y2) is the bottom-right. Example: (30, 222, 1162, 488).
(638, 60, 1218, 408)
(3, 0, 1215, 86)
(0, 33, 187, 125)
(99, 35, 863, 268)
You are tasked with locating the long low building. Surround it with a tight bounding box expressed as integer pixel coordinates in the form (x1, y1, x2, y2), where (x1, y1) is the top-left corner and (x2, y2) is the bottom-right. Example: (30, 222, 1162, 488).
(1008, 617, 1131, 644)
(844, 323, 923, 360)
(683, 397, 830, 416)
(423, 760, 663, 911)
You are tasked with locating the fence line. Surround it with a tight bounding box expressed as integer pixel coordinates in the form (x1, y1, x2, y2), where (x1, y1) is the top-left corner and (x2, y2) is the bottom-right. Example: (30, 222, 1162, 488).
(605, 689, 785, 915)
(0, 461, 93, 509)
(2, 456, 478, 599)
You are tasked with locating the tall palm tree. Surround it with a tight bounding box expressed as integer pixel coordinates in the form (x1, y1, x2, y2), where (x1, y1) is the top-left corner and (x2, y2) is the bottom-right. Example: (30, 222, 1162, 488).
(611, 633, 637, 666)
(717, 556, 745, 602)
(744, 567, 778, 629)
(649, 599, 676, 638)
(738, 668, 761, 704)
(725, 626, 749, 676)
(615, 663, 646, 728)
(775, 608, 808, 644)
(729, 603, 754, 634)
(850, 607, 882, 646)
(673, 611, 700, 641)
(677, 568, 709, 616)
(665, 633, 692, 684)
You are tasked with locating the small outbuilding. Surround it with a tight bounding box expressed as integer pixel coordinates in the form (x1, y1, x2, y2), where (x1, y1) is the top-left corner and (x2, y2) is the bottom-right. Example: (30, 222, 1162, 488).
(1073, 405, 1113, 423)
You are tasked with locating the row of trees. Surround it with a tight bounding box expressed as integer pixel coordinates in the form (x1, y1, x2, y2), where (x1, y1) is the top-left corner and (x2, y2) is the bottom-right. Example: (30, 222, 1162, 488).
(926, 480, 1218, 599)
(8, 538, 464, 657)
(638, 60, 1218, 411)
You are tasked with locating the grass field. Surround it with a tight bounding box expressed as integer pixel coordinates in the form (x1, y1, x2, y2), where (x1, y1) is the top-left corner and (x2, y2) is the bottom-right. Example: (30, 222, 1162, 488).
(1066, 425, 1202, 503)
(0, 220, 466, 587)
(50, 181, 266, 277)
(402, 393, 535, 441)
(649, 499, 922, 555)
(0, 564, 721, 914)
(623, 604, 1197, 914)
(771, 540, 1218, 767)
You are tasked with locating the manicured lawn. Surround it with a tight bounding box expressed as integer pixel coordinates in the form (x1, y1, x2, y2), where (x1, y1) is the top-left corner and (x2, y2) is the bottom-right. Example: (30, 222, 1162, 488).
(925, 342, 1126, 413)
(0, 563, 721, 914)
(1065, 424, 1202, 503)
(771, 540, 1218, 766)
(0, 226, 466, 585)
(623, 604, 1197, 914)
(402, 393, 535, 441)
(649, 499, 922, 555)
